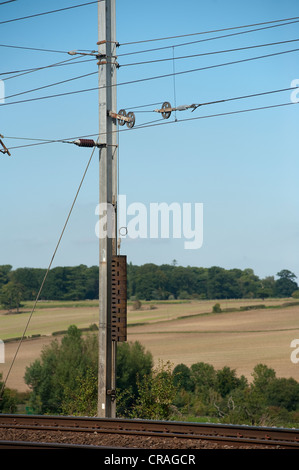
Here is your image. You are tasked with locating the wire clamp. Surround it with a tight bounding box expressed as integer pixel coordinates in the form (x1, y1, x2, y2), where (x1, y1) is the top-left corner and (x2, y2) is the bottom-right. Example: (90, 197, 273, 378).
(154, 101, 201, 119)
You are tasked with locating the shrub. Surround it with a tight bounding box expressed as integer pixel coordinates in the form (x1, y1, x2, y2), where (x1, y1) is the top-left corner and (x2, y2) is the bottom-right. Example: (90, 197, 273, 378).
(212, 303, 222, 313)
(292, 290, 299, 299)
(132, 300, 142, 310)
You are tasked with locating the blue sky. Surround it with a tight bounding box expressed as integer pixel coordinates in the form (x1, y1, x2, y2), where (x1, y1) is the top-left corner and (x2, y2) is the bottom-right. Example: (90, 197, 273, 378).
(0, 0, 298, 280)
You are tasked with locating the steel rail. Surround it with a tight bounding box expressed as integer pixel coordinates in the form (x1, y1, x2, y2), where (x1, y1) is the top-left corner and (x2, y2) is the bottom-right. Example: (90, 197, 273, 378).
(0, 414, 298, 449)
(0, 440, 122, 449)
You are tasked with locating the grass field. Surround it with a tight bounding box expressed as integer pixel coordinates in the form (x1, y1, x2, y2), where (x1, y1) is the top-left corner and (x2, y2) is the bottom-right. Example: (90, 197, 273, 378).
(1, 298, 299, 392)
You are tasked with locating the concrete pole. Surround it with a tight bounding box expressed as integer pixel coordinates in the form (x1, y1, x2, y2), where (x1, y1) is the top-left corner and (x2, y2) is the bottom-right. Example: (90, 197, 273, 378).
(97, 0, 118, 418)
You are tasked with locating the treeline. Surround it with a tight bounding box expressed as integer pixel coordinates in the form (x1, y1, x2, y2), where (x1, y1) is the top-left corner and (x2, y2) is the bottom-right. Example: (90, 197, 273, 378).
(1, 327, 298, 427)
(0, 264, 99, 306)
(0, 263, 298, 307)
(127, 264, 298, 300)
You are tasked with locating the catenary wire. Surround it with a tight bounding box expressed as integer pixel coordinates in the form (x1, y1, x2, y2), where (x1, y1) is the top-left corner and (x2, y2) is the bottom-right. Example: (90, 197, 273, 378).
(1, 47, 299, 106)
(2, 17, 298, 58)
(120, 16, 299, 46)
(118, 19, 299, 57)
(0, 0, 17, 5)
(0, 1, 100, 25)
(1, 57, 95, 81)
(4, 97, 298, 150)
(4, 71, 98, 100)
(0, 43, 69, 54)
(127, 86, 298, 112)
(5, 36, 295, 81)
(2, 22, 298, 81)
(121, 38, 299, 67)
(0, 138, 99, 398)
(3, 35, 297, 80)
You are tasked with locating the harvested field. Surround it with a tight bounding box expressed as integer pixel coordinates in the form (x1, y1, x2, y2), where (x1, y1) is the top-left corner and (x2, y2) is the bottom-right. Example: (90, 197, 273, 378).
(0, 299, 299, 392)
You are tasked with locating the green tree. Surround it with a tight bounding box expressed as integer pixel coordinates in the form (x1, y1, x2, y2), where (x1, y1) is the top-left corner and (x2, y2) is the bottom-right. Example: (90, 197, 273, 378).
(190, 362, 217, 393)
(116, 341, 153, 416)
(216, 386, 269, 426)
(0, 374, 18, 413)
(0, 281, 24, 312)
(24, 325, 98, 414)
(266, 377, 299, 411)
(172, 363, 194, 392)
(238, 268, 260, 298)
(275, 270, 298, 297)
(216, 366, 247, 398)
(131, 360, 177, 420)
(0, 265, 12, 289)
(258, 276, 276, 299)
(62, 367, 98, 416)
(251, 363, 276, 394)
(10, 267, 45, 301)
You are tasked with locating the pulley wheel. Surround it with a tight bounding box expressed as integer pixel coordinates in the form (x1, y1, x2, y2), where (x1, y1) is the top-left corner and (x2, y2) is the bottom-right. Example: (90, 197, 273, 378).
(161, 101, 171, 119)
(126, 111, 136, 128)
(118, 109, 127, 126)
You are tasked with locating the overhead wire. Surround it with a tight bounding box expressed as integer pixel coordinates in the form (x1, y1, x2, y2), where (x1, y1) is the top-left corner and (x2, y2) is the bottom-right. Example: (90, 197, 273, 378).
(5, 36, 297, 82)
(3, 100, 298, 151)
(0, 1, 100, 25)
(128, 86, 298, 113)
(1, 57, 95, 81)
(3, 86, 297, 150)
(1, 17, 297, 89)
(0, 43, 68, 54)
(4, 70, 98, 100)
(121, 38, 299, 67)
(1, 47, 299, 106)
(0, 0, 17, 5)
(118, 19, 299, 57)
(125, 101, 298, 133)
(1, 16, 298, 69)
(119, 15, 299, 46)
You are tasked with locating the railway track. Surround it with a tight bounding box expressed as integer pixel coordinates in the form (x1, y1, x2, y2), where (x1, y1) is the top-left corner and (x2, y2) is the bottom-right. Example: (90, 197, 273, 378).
(0, 414, 298, 449)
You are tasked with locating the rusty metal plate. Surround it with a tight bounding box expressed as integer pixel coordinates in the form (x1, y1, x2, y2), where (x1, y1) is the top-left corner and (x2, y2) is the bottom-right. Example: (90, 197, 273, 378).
(111, 255, 127, 342)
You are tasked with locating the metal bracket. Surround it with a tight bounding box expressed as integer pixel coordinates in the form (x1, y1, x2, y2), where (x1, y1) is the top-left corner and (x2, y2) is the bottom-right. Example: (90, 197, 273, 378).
(97, 40, 120, 47)
(107, 389, 116, 401)
(109, 110, 135, 128)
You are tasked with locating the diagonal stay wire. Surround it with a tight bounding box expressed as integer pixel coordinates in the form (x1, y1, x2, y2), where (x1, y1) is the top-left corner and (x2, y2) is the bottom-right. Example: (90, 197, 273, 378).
(0, 139, 99, 398)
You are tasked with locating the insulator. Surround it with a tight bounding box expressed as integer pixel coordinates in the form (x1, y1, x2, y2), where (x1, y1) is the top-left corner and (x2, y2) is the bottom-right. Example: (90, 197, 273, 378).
(74, 139, 97, 147)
